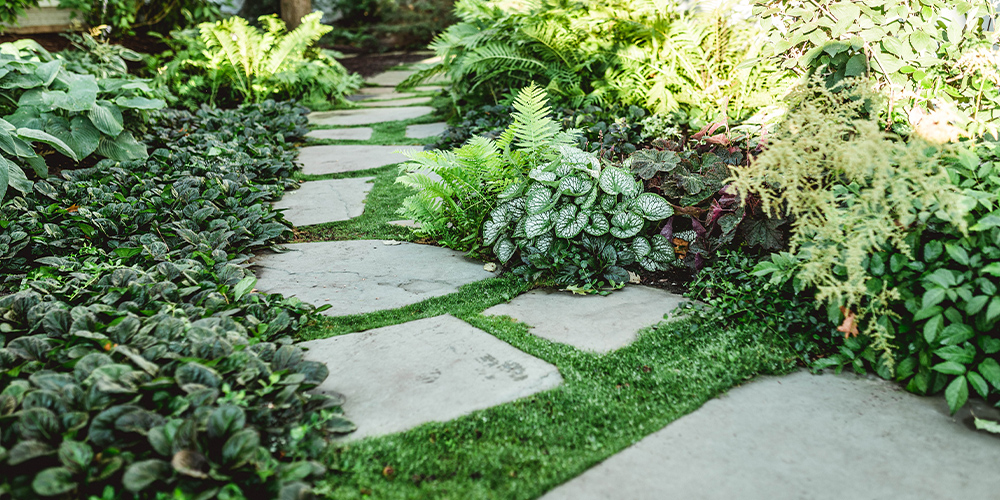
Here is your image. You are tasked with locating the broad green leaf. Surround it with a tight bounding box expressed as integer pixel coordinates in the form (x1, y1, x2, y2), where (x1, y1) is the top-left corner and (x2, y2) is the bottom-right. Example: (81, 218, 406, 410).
(558, 175, 592, 196)
(0, 156, 10, 201)
(966, 295, 989, 316)
(122, 459, 171, 492)
(978, 358, 1000, 389)
(584, 213, 609, 236)
(483, 219, 504, 246)
(221, 429, 259, 468)
(944, 244, 970, 265)
(58, 441, 93, 473)
(6, 157, 34, 195)
(32, 467, 77, 496)
(525, 210, 552, 238)
(525, 184, 553, 215)
(981, 262, 1000, 277)
(233, 276, 256, 302)
(632, 236, 651, 258)
(986, 296, 1000, 323)
(96, 131, 147, 161)
(844, 53, 867, 76)
(944, 375, 968, 414)
(88, 101, 124, 137)
(921, 288, 946, 310)
(631, 192, 673, 220)
(932, 361, 966, 375)
(17, 127, 77, 161)
(553, 205, 588, 239)
(208, 405, 246, 439)
(494, 238, 515, 263)
(923, 313, 943, 343)
(968, 371, 989, 398)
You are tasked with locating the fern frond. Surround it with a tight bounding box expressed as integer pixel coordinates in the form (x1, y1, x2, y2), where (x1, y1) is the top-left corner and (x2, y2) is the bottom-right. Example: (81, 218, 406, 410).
(509, 82, 559, 157)
(263, 12, 332, 77)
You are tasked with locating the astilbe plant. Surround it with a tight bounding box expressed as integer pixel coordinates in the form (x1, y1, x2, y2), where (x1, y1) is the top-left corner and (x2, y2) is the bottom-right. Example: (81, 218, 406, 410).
(731, 79, 972, 365)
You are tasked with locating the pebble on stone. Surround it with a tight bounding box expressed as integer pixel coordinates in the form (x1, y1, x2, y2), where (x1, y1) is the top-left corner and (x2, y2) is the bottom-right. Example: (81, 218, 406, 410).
(483, 286, 685, 353)
(541, 370, 1000, 500)
(252, 240, 493, 316)
(272, 177, 373, 226)
(309, 106, 433, 126)
(359, 97, 433, 107)
(305, 128, 373, 141)
(405, 122, 448, 139)
(298, 145, 420, 175)
(299, 315, 563, 440)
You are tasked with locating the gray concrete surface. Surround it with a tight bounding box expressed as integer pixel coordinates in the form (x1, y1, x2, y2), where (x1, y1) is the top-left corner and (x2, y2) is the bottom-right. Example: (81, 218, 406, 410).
(359, 97, 433, 107)
(365, 70, 416, 86)
(484, 286, 685, 353)
(272, 177, 373, 226)
(300, 315, 563, 440)
(388, 219, 420, 228)
(405, 122, 448, 139)
(305, 128, 373, 141)
(358, 86, 400, 96)
(362, 92, 417, 101)
(298, 145, 420, 175)
(253, 240, 493, 316)
(308, 106, 434, 126)
(541, 370, 1000, 500)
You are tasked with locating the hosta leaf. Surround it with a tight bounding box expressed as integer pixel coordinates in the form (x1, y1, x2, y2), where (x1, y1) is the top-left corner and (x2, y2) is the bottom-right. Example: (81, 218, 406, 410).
(553, 205, 588, 239)
(88, 101, 124, 137)
(17, 127, 78, 161)
(599, 166, 639, 198)
(609, 211, 643, 239)
(494, 238, 516, 263)
(32, 467, 77, 496)
(123, 459, 171, 492)
(114, 96, 166, 110)
(96, 131, 147, 161)
(631, 193, 674, 220)
(525, 210, 552, 238)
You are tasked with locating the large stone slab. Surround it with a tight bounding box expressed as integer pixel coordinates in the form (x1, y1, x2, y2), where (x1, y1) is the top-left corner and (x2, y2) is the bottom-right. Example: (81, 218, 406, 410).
(365, 70, 415, 86)
(305, 128, 373, 141)
(309, 106, 434, 126)
(484, 286, 684, 353)
(253, 240, 493, 316)
(363, 92, 416, 101)
(359, 96, 432, 107)
(300, 315, 563, 440)
(405, 122, 448, 139)
(298, 145, 420, 175)
(272, 177, 373, 226)
(541, 370, 1000, 500)
(358, 86, 403, 96)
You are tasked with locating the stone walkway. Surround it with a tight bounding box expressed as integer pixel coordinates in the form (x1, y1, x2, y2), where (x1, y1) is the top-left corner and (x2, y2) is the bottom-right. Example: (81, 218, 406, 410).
(258, 67, 1000, 498)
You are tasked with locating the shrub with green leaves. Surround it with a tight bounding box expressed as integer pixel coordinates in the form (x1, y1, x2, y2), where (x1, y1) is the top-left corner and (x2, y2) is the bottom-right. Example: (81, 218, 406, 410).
(0, 101, 355, 499)
(754, 0, 999, 136)
(0, 0, 39, 30)
(57, 0, 224, 36)
(0, 40, 164, 201)
(153, 13, 362, 110)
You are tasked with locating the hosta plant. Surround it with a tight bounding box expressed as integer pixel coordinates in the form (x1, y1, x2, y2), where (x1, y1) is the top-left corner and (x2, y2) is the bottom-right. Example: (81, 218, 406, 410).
(483, 145, 677, 285)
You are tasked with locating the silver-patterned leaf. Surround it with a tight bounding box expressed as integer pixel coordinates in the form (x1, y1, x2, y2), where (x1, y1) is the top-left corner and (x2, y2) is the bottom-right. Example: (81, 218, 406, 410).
(558, 175, 592, 197)
(525, 210, 553, 238)
(553, 205, 588, 239)
(525, 184, 554, 215)
(599, 166, 640, 198)
(535, 232, 554, 253)
(609, 212, 643, 239)
(494, 238, 516, 263)
(632, 236, 651, 258)
(482, 218, 505, 246)
(584, 213, 610, 236)
(632, 192, 674, 220)
(498, 181, 525, 200)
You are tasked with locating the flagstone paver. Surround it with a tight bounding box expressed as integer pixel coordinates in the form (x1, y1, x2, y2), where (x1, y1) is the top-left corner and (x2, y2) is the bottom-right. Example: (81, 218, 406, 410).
(484, 286, 685, 353)
(358, 86, 403, 96)
(541, 370, 1000, 500)
(305, 127, 373, 141)
(389, 219, 420, 228)
(253, 240, 494, 316)
(365, 70, 447, 87)
(363, 92, 417, 101)
(300, 314, 563, 440)
(272, 177, 373, 226)
(359, 96, 433, 107)
(405, 122, 448, 139)
(309, 106, 434, 126)
(297, 145, 420, 175)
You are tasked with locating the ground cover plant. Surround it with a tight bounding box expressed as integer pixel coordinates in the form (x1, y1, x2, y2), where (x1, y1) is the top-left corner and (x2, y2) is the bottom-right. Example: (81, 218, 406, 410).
(152, 12, 362, 110)
(0, 101, 356, 499)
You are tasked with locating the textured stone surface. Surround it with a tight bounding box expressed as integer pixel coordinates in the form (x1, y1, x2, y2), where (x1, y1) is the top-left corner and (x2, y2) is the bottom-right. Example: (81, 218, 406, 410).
(358, 86, 404, 96)
(388, 219, 421, 228)
(253, 240, 493, 316)
(305, 128, 373, 141)
(298, 145, 420, 175)
(541, 370, 1000, 500)
(359, 96, 432, 107)
(300, 315, 563, 440)
(362, 92, 416, 101)
(365, 70, 447, 87)
(405, 122, 448, 139)
(484, 286, 684, 353)
(272, 177, 373, 226)
(308, 106, 433, 126)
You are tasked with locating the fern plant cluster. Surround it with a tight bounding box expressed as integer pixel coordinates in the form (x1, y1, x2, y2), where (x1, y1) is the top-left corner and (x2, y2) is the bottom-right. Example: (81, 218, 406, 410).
(403, 0, 790, 131)
(151, 13, 362, 110)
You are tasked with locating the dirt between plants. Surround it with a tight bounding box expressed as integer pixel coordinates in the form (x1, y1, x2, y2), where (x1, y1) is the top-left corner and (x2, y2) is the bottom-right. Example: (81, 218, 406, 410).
(332, 50, 433, 78)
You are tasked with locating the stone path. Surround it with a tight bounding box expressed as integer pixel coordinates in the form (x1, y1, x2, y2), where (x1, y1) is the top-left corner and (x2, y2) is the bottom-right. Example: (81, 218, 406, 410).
(542, 370, 1000, 500)
(256, 65, 999, 497)
(300, 315, 563, 440)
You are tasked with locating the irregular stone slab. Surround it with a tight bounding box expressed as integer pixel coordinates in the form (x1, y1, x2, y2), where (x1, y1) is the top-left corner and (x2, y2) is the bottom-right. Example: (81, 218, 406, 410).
(272, 177, 373, 226)
(388, 219, 420, 228)
(365, 70, 415, 86)
(309, 106, 434, 126)
(359, 96, 432, 107)
(405, 122, 448, 139)
(298, 145, 420, 175)
(541, 370, 1000, 500)
(363, 92, 416, 101)
(358, 86, 403, 96)
(305, 128, 373, 141)
(300, 315, 563, 440)
(484, 286, 684, 353)
(253, 240, 493, 316)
